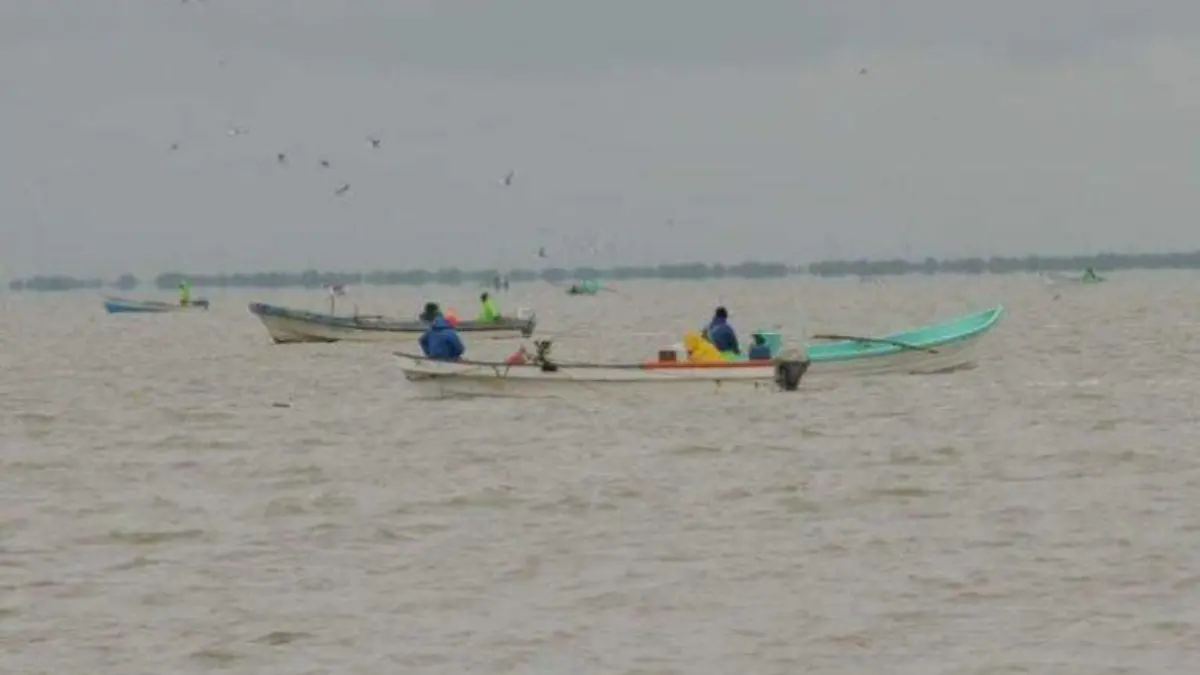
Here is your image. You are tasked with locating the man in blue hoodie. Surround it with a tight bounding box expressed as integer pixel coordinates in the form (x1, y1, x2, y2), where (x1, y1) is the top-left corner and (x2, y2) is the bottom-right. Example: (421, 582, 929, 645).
(747, 332, 772, 360)
(419, 316, 465, 361)
(704, 306, 740, 356)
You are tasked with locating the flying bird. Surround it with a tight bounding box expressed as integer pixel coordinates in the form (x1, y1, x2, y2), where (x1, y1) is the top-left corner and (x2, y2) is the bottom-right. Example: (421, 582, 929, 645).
(859, 67, 868, 75)
(319, 159, 331, 169)
(334, 183, 351, 196)
(500, 170, 514, 186)
(537, 246, 547, 258)
(368, 137, 381, 149)
(277, 152, 287, 165)
(169, 142, 180, 151)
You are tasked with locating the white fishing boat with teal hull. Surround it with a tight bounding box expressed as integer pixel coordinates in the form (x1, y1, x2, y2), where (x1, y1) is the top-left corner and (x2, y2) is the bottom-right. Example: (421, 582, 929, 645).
(393, 306, 1004, 398)
(800, 305, 1004, 376)
(688, 305, 1002, 376)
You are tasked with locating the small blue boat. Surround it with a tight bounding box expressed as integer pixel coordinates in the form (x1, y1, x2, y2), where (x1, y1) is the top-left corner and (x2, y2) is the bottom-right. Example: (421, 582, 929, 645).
(103, 296, 210, 314)
(566, 279, 605, 295)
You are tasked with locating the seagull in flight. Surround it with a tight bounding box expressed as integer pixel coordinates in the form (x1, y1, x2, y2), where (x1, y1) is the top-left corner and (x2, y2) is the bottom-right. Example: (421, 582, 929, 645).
(319, 159, 331, 169)
(334, 183, 351, 196)
(500, 170, 514, 186)
(277, 152, 287, 165)
(368, 137, 381, 149)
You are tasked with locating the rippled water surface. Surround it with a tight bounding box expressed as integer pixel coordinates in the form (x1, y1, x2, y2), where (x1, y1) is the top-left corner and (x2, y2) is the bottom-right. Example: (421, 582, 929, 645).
(3, 274, 1200, 674)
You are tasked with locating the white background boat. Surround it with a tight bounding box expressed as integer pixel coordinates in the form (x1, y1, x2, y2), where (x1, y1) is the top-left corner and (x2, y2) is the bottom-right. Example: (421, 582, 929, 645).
(248, 302, 537, 344)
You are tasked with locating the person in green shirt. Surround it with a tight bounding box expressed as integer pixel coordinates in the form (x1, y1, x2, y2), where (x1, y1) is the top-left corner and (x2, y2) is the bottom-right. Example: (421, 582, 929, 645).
(178, 280, 192, 306)
(478, 292, 501, 322)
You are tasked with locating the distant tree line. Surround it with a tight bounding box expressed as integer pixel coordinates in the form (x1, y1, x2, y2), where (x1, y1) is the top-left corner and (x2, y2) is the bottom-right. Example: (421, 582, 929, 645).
(8, 273, 138, 292)
(9, 251, 1200, 291)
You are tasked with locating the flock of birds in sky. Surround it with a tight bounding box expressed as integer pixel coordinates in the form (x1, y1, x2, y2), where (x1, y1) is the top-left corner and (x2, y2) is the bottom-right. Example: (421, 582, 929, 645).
(165, 0, 871, 266)
(162, 2, 528, 255)
(168, 130, 516, 205)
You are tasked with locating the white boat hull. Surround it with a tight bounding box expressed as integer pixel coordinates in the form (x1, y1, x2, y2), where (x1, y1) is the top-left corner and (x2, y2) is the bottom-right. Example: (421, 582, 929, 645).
(394, 326, 986, 399)
(254, 313, 530, 344)
(395, 355, 803, 398)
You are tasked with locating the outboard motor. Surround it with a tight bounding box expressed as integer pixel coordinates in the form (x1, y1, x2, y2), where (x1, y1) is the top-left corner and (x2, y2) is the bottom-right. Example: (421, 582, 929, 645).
(772, 346, 811, 391)
(517, 307, 537, 337)
(533, 340, 558, 372)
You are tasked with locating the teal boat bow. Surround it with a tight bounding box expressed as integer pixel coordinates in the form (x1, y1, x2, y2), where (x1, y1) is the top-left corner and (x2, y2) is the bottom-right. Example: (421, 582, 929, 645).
(806, 305, 1004, 363)
(720, 305, 1004, 375)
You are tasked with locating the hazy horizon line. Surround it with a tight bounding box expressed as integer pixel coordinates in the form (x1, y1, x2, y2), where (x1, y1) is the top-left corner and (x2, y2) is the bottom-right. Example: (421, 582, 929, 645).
(9, 250, 1200, 292)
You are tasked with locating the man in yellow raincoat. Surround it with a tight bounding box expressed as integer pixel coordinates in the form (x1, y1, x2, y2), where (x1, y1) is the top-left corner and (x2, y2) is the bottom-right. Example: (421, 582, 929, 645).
(682, 331, 724, 363)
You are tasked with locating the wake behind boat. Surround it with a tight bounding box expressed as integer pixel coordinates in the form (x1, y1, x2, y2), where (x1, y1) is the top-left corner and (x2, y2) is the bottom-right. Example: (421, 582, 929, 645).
(103, 296, 210, 314)
(248, 302, 537, 344)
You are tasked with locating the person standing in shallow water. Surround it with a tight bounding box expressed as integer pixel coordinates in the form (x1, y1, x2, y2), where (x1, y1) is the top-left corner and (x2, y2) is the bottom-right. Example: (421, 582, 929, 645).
(178, 280, 191, 306)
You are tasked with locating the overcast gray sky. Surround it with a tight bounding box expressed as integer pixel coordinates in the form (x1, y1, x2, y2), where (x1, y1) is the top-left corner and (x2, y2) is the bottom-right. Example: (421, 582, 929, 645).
(2, 0, 1198, 277)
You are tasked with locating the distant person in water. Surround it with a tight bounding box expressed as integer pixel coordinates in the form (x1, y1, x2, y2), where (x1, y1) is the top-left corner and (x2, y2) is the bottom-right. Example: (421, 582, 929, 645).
(178, 280, 191, 306)
(682, 331, 723, 363)
(478, 292, 501, 322)
(703, 306, 740, 355)
(419, 314, 465, 361)
(1082, 267, 1099, 281)
(419, 302, 441, 323)
(747, 333, 772, 360)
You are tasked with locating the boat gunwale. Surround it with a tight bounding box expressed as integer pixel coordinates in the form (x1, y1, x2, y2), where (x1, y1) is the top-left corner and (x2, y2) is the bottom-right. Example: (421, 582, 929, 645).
(393, 352, 781, 372)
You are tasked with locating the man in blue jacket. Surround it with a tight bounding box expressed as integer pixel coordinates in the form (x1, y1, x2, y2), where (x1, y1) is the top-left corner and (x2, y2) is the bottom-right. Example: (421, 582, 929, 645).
(418, 316, 465, 361)
(747, 332, 773, 360)
(704, 306, 740, 356)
